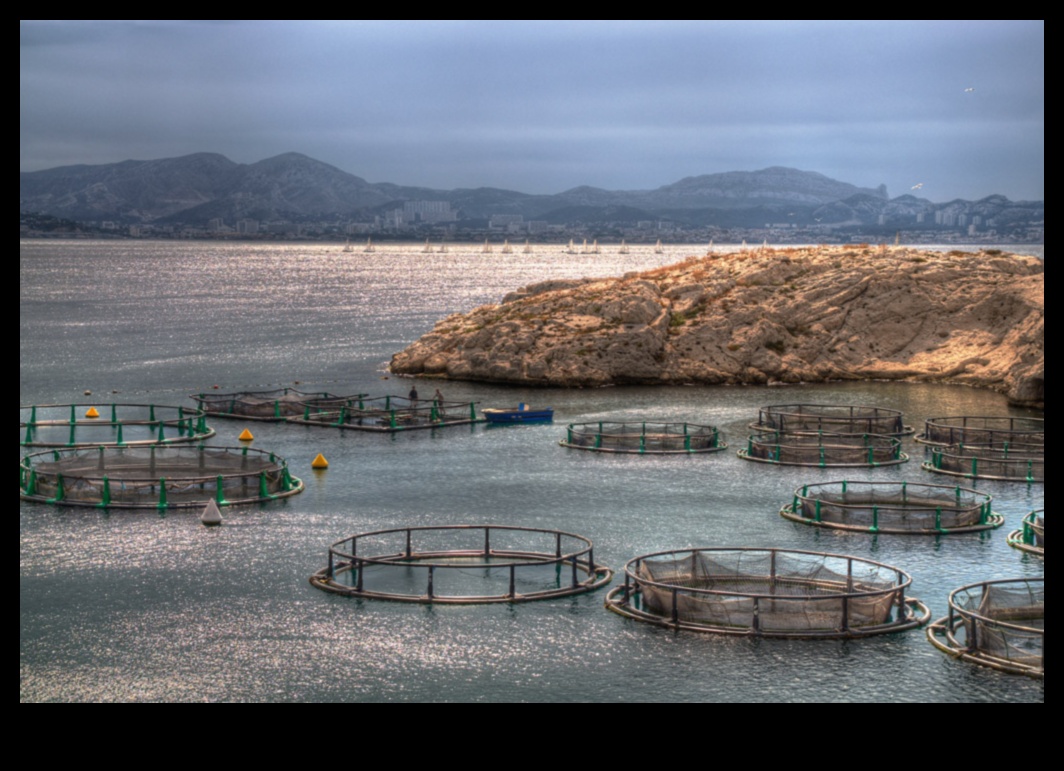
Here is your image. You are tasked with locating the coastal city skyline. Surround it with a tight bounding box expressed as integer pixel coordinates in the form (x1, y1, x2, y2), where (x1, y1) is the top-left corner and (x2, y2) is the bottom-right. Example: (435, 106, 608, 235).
(20, 20, 1044, 203)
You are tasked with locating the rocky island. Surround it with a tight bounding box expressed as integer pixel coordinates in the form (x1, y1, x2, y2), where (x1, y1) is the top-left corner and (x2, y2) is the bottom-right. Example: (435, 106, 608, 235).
(391, 246, 1044, 409)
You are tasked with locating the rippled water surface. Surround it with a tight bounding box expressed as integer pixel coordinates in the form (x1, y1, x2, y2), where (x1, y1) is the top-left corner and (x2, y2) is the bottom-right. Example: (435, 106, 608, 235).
(20, 241, 1044, 702)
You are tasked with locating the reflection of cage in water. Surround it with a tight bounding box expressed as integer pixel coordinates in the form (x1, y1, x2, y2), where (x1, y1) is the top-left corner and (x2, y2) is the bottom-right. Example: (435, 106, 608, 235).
(191, 388, 350, 421)
(20, 445, 303, 510)
(311, 525, 613, 604)
(738, 431, 908, 468)
(1007, 510, 1044, 557)
(928, 578, 1044, 679)
(289, 395, 483, 432)
(560, 421, 727, 455)
(605, 547, 930, 639)
(917, 416, 1044, 447)
(781, 481, 1002, 535)
(752, 404, 912, 437)
(20, 403, 214, 448)
(922, 442, 1044, 483)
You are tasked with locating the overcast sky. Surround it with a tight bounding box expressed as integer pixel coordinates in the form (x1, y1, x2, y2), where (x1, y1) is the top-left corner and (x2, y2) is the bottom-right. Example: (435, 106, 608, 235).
(20, 20, 1044, 201)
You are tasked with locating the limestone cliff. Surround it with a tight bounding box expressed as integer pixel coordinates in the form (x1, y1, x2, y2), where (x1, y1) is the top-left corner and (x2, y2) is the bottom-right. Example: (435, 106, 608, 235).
(391, 246, 1044, 408)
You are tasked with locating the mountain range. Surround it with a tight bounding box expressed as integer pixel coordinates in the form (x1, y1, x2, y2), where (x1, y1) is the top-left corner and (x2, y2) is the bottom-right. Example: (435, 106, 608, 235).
(19, 152, 1044, 230)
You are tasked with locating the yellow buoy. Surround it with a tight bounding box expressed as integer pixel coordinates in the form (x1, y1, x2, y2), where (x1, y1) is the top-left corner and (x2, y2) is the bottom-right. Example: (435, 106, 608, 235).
(86, 407, 101, 419)
(311, 454, 329, 470)
(238, 429, 255, 442)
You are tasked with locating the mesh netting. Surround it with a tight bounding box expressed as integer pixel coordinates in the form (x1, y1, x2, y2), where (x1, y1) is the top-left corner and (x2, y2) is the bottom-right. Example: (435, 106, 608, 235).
(20, 403, 214, 448)
(753, 404, 910, 436)
(311, 525, 612, 604)
(291, 396, 481, 432)
(608, 548, 924, 638)
(20, 445, 302, 509)
(919, 416, 1044, 447)
(191, 388, 344, 421)
(931, 579, 1044, 677)
(1033, 512, 1044, 547)
(923, 443, 1044, 483)
(561, 421, 726, 454)
(784, 481, 999, 534)
(741, 431, 907, 467)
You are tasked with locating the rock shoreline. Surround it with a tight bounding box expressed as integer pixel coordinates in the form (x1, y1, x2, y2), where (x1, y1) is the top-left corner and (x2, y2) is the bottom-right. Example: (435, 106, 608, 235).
(390, 246, 1044, 409)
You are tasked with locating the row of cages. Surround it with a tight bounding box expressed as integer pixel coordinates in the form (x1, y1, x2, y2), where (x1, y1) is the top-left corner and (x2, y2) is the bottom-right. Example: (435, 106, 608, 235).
(308, 531, 1044, 678)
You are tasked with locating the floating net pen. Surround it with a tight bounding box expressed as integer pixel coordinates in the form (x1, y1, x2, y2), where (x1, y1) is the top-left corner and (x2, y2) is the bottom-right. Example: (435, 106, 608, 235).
(605, 548, 930, 639)
(927, 578, 1044, 679)
(20, 445, 303, 510)
(1007, 510, 1044, 557)
(289, 395, 483, 432)
(20, 403, 214, 448)
(311, 525, 613, 604)
(191, 388, 350, 421)
(738, 431, 908, 468)
(559, 421, 727, 455)
(751, 404, 913, 437)
(916, 416, 1044, 447)
(922, 442, 1044, 483)
(781, 481, 1002, 535)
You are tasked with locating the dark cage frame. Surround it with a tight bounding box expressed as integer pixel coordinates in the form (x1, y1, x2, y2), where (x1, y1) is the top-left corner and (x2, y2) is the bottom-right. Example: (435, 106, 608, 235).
(20, 445, 304, 510)
(311, 525, 613, 604)
(191, 388, 351, 422)
(751, 404, 913, 437)
(288, 395, 484, 432)
(927, 578, 1044, 679)
(738, 431, 908, 468)
(605, 547, 930, 639)
(560, 421, 727, 455)
(916, 416, 1044, 447)
(1007, 510, 1044, 557)
(922, 442, 1044, 483)
(20, 403, 214, 448)
(780, 481, 1002, 535)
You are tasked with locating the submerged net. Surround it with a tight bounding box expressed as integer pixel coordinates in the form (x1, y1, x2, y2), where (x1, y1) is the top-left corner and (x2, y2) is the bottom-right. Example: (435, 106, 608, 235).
(789, 481, 996, 532)
(563, 422, 725, 453)
(925, 442, 1044, 482)
(634, 549, 905, 635)
(20, 403, 213, 448)
(743, 431, 905, 467)
(294, 396, 479, 431)
(921, 416, 1044, 447)
(20, 445, 301, 508)
(192, 388, 342, 420)
(754, 404, 909, 436)
(951, 580, 1044, 673)
(1033, 513, 1044, 547)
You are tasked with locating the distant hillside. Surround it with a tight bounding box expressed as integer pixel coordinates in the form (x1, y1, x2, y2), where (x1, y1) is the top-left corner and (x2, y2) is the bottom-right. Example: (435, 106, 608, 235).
(19, 152, 1044, 231)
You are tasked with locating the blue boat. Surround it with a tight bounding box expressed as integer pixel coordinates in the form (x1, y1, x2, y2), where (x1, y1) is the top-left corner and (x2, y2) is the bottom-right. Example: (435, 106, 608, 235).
(483, 404, 554, 424)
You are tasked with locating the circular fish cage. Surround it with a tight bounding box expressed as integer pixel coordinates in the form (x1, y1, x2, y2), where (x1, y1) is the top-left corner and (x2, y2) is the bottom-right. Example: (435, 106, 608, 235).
(605, 548, 930, 639)
(916, 416, 1044, 447)
(928, 578, 1044, 679)
(191, 388, 351, 421)
(751, 404, 913, 437)
(780, 481, 1002, 535)
(560, 421, 727, 455)
(290, 395, 482, 432)
(20, 445, 304, 510)
(922, 442, 1044, 483)
(1008, 510, 1044, 557)
(20, 403, 215, 449)
(310, 525, 613, 604)
(738, 431, 908, 468)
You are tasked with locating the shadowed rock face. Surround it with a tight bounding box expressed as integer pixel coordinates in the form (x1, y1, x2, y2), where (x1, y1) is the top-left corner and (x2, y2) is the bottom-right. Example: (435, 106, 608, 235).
(391, 246, 1044, 409)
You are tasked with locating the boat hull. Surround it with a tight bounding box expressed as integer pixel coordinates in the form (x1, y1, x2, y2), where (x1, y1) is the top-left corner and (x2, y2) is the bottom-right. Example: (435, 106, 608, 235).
(483, 408, 554, 424)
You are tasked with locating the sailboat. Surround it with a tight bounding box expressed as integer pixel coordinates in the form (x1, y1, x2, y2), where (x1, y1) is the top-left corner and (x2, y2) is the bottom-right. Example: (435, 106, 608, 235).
(439, 243, 448, 254)
(364, 238, 376, 253)
(422, 239, 433, 254)
(482, 239, 493, 254)
(619, 240, 629, 255)
(591, 240, 600, 255)
(566, 240, 577, 255)
(654, 240, 664, 255)
(501, 240, 513, 255)
(523, 240, 533, 255)
(740, 240, 748, 252)
(707, 240, 714, 253)
(581, 239, 589, 255)
(342, 238, 353, 253)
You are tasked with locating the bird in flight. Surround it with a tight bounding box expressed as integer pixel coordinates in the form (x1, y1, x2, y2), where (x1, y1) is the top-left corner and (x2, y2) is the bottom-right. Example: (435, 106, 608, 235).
(964, 87, 975, 93)
(911, 183, 924, 190)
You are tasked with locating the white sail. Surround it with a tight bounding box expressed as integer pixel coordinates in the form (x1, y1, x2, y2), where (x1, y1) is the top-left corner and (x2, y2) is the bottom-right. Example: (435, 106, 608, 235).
(364, 238, 375, 253)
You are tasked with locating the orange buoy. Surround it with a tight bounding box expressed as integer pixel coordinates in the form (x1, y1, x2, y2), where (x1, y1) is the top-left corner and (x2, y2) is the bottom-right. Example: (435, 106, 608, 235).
(85, 407, 101, 419)
(238, 429, 254, 442)
(311, 454, 329, 470)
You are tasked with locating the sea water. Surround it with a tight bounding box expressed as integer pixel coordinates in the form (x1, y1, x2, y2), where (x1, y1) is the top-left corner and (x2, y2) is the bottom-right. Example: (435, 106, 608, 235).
(20, 240, 1044, 703)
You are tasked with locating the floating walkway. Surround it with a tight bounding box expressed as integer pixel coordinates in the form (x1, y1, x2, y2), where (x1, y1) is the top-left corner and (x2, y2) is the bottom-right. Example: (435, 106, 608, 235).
(191, 388, 355, 422)
(288, 395, 484, 433)
(780, 481, 1003, 535)
(560, 421, 727, 455)
(20, 445, 303, 510)
(606, 547, 930, 639)
(927, 578, 1043, 678)
(1007, 510, 1044, 557)
(20, 403, 214, 448)
(738, 431, 908, 468)
(311, 525, 613, 604)
(751, 404, 913, 437)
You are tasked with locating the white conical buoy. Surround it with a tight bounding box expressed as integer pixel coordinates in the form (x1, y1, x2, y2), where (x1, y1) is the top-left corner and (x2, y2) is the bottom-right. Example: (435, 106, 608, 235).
(201, 500, 223, 527)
